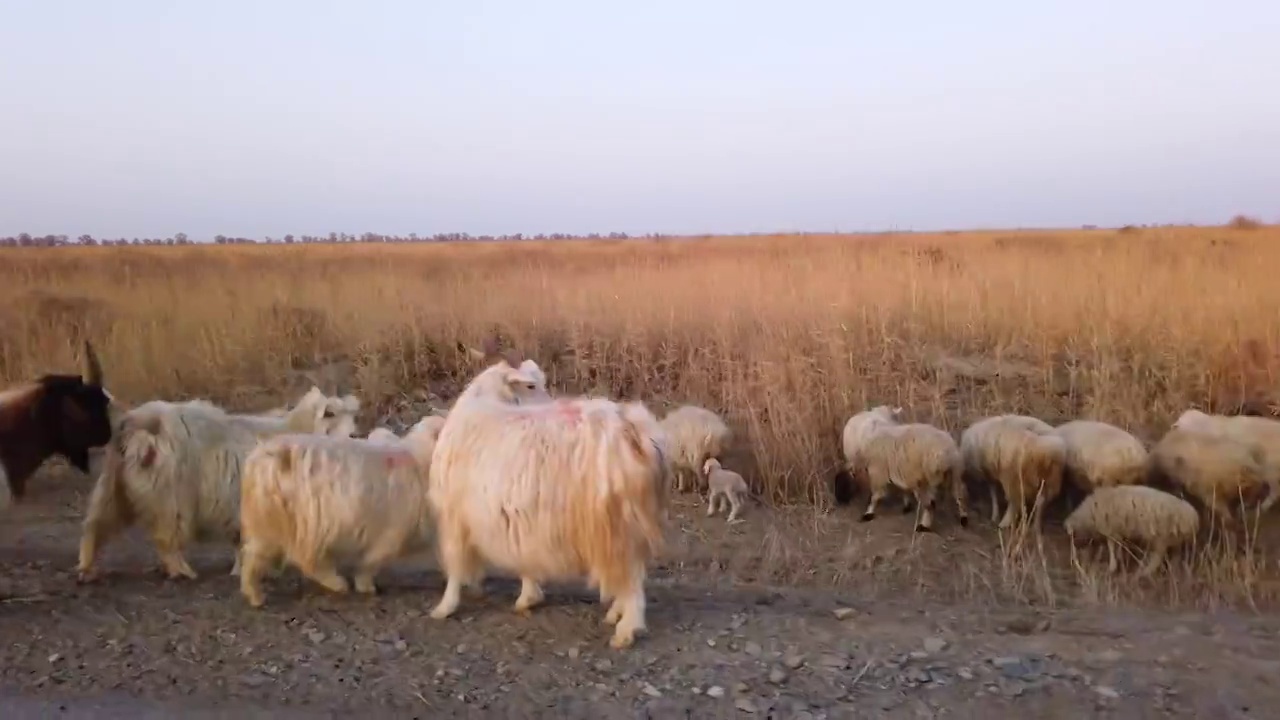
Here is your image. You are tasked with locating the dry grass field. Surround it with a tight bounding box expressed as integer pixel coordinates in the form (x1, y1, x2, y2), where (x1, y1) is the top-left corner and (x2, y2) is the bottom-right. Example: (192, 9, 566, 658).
(3, 225, 1280, 612)
(8, 224, 1280, 715)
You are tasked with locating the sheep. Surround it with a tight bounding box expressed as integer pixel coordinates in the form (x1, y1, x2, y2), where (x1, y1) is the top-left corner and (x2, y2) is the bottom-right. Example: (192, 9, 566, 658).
(74, 387, 361, 583)
(1052, 420, 1149, 494)
(1148, 428, 1268, 523)
(1064, 484, 1200, 577)
(0, 341, 113, 512)
(831, 405, 903, 505)
(237, 414, 447, 607)
(853, 422, 970, 532)
(1170, 409, 1280, 514)
(703, 458, 750, 523)
(960, 414, 1066, 531)
(659, 404, 732, 494)
(428, 353, 669, 650)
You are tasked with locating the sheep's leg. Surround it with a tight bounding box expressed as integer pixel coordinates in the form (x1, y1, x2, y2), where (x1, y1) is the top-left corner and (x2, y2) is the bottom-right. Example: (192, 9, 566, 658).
(860, 487, 887, 522)
(997, 493, 1020, 530)
(705, 489, 721, 517)
(675, 468, 691, 494)
(431, 523, 479, 620)
(953, 472, 970, 528)
(901, 492, 916, 514)
(513, 577, 546, 614)
(603, 595, 623, 626)
(725, 491, 744, 523)
(239, 540, 277, 608)
(914, 490, 936, 533)
(602, 562, 648, 650)
(988, 484, 1001, 524)
(152, 533, 198, 581)
(1106, 539, 1120, 574)
(297, 555, 350, 595)
(1260, 474, 1280, 514)
(1136, 542, 1168, 578)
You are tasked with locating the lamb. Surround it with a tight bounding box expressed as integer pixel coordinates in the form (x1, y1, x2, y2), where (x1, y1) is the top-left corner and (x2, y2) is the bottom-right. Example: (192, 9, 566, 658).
(237, 414, 447, 607)
(1170, 409, 1280, 513)
(1052, 420, 1149, 494)
(0, 341, 114, 512)
(1148, 428, 1267, 522)
(831, 405, 903, 505)
(1063, 484, 1200, 577)
(427, 346, 669, 650)
(659, 404, 732, 494)
(75, 387, 361, 582)
(703, 458, 750, 523)
(851, 422, 970, 532)
(960, 414, 1066, 531)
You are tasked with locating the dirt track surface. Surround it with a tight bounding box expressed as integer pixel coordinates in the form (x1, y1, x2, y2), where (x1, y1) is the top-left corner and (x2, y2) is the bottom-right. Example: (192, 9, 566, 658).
(4, 469, 1279, 719)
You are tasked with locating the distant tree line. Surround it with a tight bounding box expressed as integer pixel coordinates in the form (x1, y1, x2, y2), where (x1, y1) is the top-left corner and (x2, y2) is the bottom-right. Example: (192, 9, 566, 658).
(0, 231, 653, 248)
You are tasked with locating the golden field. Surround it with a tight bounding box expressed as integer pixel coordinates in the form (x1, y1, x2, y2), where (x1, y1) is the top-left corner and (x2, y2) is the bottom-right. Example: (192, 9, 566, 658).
(3, 225, 1280, 609)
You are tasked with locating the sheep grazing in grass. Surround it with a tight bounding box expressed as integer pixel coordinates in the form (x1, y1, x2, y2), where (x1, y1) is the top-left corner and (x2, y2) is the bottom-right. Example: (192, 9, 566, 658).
(428, 342, 669, 650)
(0, 341, 113, 512)
(75, 387, 361, 583)
(703, 458, 750, 523)
(659, 404, 732, 494)
(1170, 409, 1280, 514)
(237, 414, 447, 607)
(1052, 420, 1149, 495)
(831, 405, 903, 505)
(960, 414, 1065, 531)
(1148, 428, 1267, 523)
(852, 422, 969, 532)
(1064, 484, 1199, 577)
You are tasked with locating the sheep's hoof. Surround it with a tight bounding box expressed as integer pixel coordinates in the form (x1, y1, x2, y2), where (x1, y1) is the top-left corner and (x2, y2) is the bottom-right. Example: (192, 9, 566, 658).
(243, 592, 266, 609)
(609, 627, 640, 650)
(958, 516, 970, 528)
(859, 512, 875, 523)
(914, 523, 934, 534)
(75, 568, 99, 584)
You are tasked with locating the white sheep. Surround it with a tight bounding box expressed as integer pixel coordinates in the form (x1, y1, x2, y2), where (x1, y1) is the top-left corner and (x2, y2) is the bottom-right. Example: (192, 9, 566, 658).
(853, 422, 969, 532)
(1149, 427, 1268, 523)
(703, 458, 750, 523)
(1171, 409, 1280, 514)
(428, 357, 669, 650)
(75, 387, 361, 582)
(237, 414, 446, 607)
(831, 405, 903, 505)
(960, 414, 1065, 531)
(659, 404, 732, 494)
(1052, 420, 1149, 494)
(1064, 484, 1200, 577)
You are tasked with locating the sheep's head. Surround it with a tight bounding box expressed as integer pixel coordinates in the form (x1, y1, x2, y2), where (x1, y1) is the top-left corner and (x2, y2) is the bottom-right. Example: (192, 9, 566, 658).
(456, 359, 552, 406)
(703, 457, 721, 476)
(291, 386, 361, 437)
(1171, 409, 1211, 432)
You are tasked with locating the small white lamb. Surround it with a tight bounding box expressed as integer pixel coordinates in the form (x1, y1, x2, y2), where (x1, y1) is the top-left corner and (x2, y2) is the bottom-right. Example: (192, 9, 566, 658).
(703, 458, 750, 523)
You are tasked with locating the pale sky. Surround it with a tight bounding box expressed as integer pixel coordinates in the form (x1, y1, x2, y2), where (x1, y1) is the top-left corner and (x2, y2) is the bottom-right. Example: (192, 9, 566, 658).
(2, 0, 1277, 240)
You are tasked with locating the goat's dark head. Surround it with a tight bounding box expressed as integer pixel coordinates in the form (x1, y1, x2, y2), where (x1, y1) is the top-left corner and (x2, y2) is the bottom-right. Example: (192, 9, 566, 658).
(36, 341, 112, 473)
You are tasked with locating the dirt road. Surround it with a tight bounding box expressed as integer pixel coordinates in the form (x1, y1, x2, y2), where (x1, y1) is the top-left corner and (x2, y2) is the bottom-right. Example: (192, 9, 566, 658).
(3, 469, 1278, 718)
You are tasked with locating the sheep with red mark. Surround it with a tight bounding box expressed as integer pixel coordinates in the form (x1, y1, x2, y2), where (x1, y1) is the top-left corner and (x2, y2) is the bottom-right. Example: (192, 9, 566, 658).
(237, 414, 447, 607)
(427, 342, 669, 650)
(659, 404, 732, 494)
(0, 341, 113, 512)
(75, 386, 361, 582)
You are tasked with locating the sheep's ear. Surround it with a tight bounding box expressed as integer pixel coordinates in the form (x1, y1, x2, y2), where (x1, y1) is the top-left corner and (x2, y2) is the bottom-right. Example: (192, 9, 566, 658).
(83, 341, 104, 386)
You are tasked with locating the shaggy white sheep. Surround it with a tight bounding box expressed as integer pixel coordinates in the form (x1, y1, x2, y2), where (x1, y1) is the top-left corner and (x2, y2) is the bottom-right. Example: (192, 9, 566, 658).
(428, 358, 669, 650)
(831, 405, 903, 505)
(659, 404, 732, 494)
(703, 458, 750, 523)
(1064, 484, 1199, 577)
(853, 422, 969, 532)
(960, 414, 1066, 531)
(1149, 427, 1268, 523)
(1171, 409, 1280, 513)
(237, 414, 446, 607)
(75, 387, 361, 582)
(1052, 420, 1149, 494)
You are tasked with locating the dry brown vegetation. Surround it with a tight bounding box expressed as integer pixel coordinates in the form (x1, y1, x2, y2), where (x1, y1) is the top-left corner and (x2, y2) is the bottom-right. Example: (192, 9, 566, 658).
(4, 224, 1280, 611)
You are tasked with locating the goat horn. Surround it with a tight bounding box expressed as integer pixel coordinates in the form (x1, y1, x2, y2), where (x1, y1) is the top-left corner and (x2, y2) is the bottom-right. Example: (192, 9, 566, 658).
(83, 340, 104, 386)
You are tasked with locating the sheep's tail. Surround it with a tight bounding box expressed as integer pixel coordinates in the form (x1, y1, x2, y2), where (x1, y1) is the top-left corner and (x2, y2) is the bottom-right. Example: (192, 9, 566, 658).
(615, 404, 669, 558)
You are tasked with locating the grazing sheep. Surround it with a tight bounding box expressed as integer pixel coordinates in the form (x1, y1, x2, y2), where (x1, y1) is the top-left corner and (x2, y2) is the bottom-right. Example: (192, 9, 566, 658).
(428, 354, 669, 650)
(703, 458, 750, 523)
(238, 414, 447, 607)
(1171, 410, 1280, 513)
(1148, 428, 1267, 522)
(0, 341, 113, 512)
(961, 415, 1066, 531)
(1064, 484, 1200, 577)
(831, 405, 902, 506)
(659, 405, 732, 494)
(75, 387, 361, 582)
(854, 422, 969, 532)
(1052, 420, 1149, 494)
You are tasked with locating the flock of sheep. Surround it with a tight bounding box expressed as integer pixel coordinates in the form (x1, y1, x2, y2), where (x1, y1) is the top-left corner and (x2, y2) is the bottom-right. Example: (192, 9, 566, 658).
(831, 404, 1279, 577)
(1, 339, 1278, 649)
